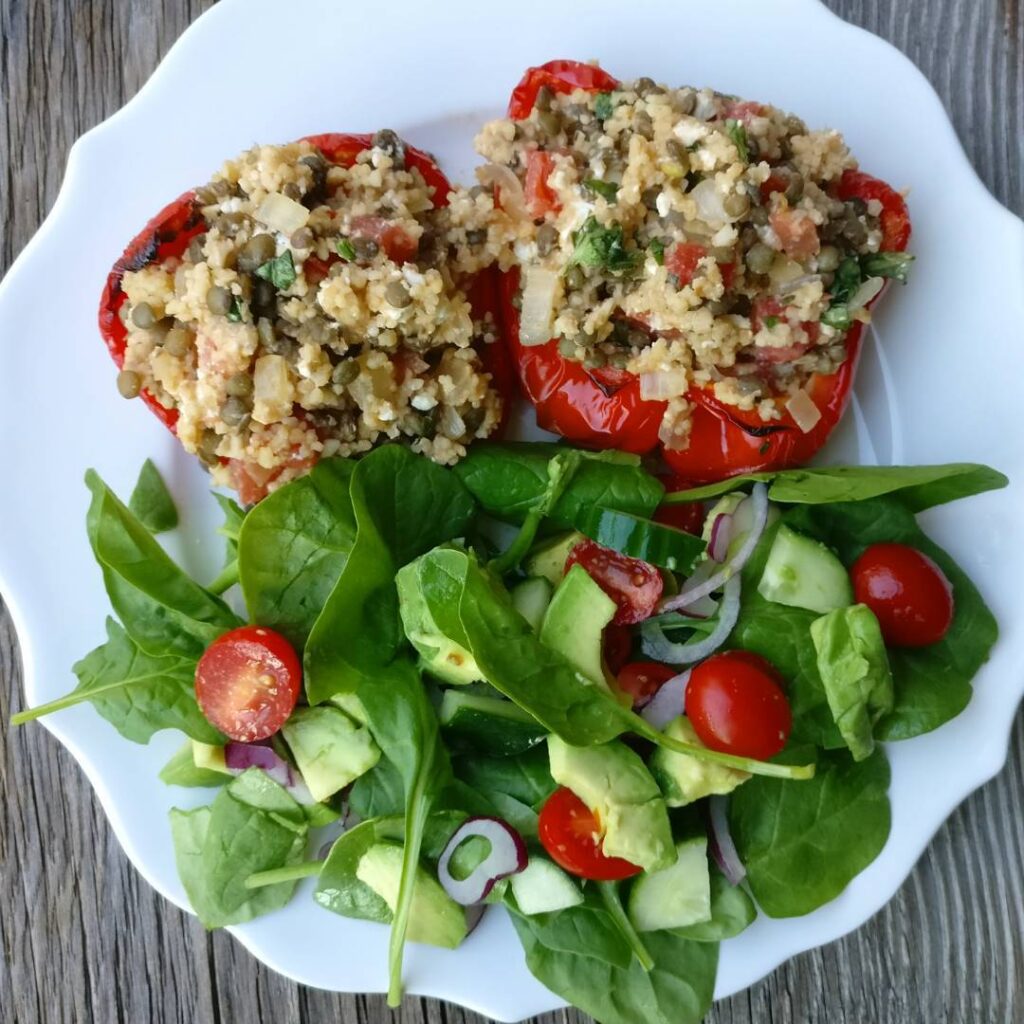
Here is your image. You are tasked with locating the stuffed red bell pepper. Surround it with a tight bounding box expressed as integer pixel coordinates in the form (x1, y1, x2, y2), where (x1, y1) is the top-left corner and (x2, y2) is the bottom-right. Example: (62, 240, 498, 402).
(99, 132, 509, 503)
(476, 60, 912, 477)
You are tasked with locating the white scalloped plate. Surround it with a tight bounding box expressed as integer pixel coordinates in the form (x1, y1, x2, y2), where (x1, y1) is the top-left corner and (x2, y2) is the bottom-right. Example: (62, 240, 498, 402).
(1, 0, 1022, 1018)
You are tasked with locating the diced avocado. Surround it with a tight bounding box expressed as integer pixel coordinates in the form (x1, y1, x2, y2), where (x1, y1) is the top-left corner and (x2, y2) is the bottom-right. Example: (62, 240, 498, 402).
(398, 559, 482, 684)
(810, 603, 895, 761)
(439, 689, 548, 756)
(191, 741, 229, 774)
(355, 842, 468, 949)
(757, 523, 853, 613)
(329, 692, 369, 726)
(548, 735, 675, 872)
(282, 706, 380, 803)
(648, 717, 750, 806)
(525, 531, 585, 586)
(627, 837, 712, 932)
(510, 576, 554, 632)
(540, 564, 617, 690)
(510, 856, 584, 915)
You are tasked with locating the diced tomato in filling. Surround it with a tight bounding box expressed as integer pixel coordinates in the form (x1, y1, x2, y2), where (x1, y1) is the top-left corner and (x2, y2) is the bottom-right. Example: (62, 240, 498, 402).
(229, 452, 318, 505)
(665, 242, 708, 286)
(760, 171, 790, 203)
(349, 214, 417, 264)
(751, 297, 818, 363)
(719, 100, 764, 124)
(770, 207, 820, 259)
(524, 151, 561, 219)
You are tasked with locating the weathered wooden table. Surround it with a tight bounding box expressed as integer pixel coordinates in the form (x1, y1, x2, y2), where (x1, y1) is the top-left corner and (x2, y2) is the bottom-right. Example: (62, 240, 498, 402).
(1, 2, 1022, 1021)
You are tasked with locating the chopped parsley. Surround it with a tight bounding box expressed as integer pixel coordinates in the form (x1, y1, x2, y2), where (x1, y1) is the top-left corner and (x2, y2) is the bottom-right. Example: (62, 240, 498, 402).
(764, 315, 780, 329)
(830, 257, 863, 305)
(583, 178, 619, 202)
(821, 304, 853, 331)
(861, 250, 915, 283)
(226, 298, 244, 323)
(649, 238, 666, 265)
(593, 92, 616, 121)
(255, 250, 296, 291)
(725, 118, 750, 162)
(567, 217, 641, 275)
(336, 238, 356, 262)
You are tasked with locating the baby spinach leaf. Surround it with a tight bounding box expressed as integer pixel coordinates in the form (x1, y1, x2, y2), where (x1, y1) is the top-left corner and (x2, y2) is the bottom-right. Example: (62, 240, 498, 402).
(169, 768, 309, 928)
(128, 459, 178, 533)
(453, 746, 556, 810)
(160, 742, 230, 787)
(730, 746, 890, 917)
(85, 470, 240, 659)
(349, 757, 406, 819)
(666, 462, 1007, 512)
(314, 818, 396, 924)
(12, 618, 223, 744)
(454, 442, 664, 529)
(510, 911, 719, 1024)
(207, 493, 246, 594)
(239, 459, 357, 647)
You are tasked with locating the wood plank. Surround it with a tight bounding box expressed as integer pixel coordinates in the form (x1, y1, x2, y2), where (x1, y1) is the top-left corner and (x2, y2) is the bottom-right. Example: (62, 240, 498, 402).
(0, 1, 1020, 1021)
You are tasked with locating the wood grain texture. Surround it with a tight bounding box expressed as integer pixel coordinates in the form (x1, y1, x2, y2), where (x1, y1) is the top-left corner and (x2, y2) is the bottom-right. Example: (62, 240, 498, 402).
(1, 1, 1022, 1022)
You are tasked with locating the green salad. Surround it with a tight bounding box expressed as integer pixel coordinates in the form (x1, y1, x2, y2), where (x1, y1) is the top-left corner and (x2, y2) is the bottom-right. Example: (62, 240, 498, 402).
(13, 444, 1006, 1024)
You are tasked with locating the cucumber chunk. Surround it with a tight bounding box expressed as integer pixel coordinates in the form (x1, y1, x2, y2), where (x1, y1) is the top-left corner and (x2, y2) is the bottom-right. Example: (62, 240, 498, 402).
(757, 523, 853, 613)
(510, 856, 584, 915)
(511, 576, 554, 632)
(439, 689, 547, 756)
(627, 837, 712, 932)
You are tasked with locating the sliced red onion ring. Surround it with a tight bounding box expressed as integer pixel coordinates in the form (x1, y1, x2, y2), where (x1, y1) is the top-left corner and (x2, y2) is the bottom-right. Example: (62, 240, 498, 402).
(708, 512, 734, 563)
(438, 817, 527, 906)
(672, 561, 720, 619)
(708, 795, 746, 886)
(660, 483, 768, 613)
(641, 574, 741, 665)
(224, 741, 294, 788)
(640, 670, 691, 729)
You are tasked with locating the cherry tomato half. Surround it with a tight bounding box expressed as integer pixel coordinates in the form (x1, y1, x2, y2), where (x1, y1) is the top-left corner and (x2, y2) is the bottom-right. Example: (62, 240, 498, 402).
(617, 661, 677, 709)
(195, 625, 302, 742)
(685, 651, 792, 760)
(851, 543, 954, 648)
(538, 786, 642, 881)
(602, 624, 634, 675)
(565, 539, 663, 625)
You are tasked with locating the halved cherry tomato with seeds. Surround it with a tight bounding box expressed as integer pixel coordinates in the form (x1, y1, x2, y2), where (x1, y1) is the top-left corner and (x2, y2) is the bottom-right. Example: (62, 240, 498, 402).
(195, 625, 302, 742)
(565, 538, 663, 625)
(617, 661, 677, 708)
(538, 786, 642, 881)
(685, 650, 792, 760)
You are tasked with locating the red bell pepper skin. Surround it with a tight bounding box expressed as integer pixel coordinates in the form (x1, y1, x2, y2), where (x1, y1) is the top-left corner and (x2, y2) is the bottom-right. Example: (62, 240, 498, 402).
(507, 60, 620, 120)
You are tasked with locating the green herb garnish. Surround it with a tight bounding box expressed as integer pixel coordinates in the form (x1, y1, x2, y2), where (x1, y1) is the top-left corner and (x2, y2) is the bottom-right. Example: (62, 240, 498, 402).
(764, 315, 780, 329)
(336, 238, 357, 262)
(226, 298, 244, 323)
(583, 178, 619, 202)
(255, 250, 297, 291)
(649, 238, 665, 265)
(593, 92, 615, 120)
(860, 251, 915, 283)
(821, 304, 853, 330)
(725, 118, 749, 162)
(567, 216, 641, 275)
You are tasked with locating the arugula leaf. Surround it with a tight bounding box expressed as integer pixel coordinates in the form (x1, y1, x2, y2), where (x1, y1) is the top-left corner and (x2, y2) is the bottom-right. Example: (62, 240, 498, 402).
(649, 238, 665, 265)
(84, 470, 241, 659)
(454, 442, 664, 528)
(11, 617, 224, 743)
(169, 768, 309, 928)
(255, 250, 296, 290)
(128, 459, 178, 533)
(336, 238, 356, 261)
(663, 462, 1007, 512)
(567, 217, 641, 275)
(238, 459, 357, 647)
(160, 742, 230, 787)
(584, 178, 619, 202)
(861, 250, 914, 282)
(724, 118, 749, 162)
(730, 746, 890, 917)
(593, 92, 615, 120)
(509, 910, 719, 1024)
